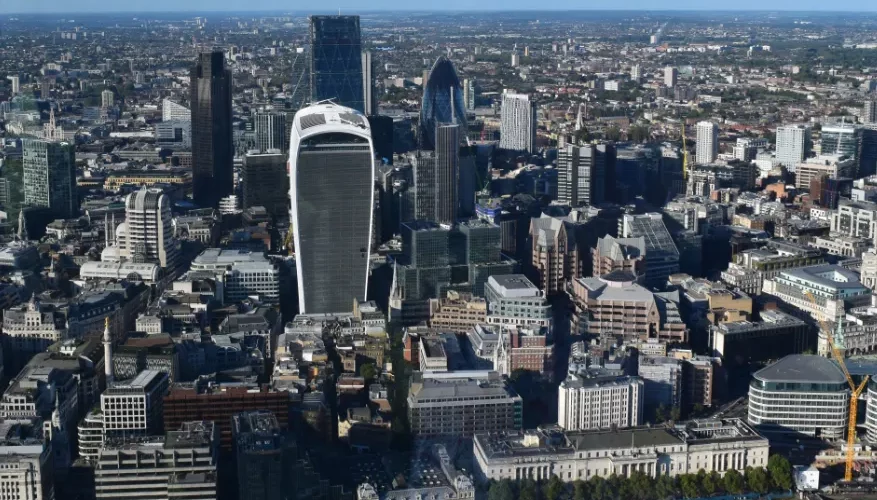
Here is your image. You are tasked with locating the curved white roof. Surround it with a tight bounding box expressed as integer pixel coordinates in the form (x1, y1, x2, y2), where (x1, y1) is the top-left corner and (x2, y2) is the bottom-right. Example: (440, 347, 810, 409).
(291, 102, 371, 141)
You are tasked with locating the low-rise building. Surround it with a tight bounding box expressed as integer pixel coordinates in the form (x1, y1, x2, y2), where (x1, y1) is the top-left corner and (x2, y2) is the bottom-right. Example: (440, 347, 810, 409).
(407, 371, 522, 438)
(473, 418, 769, 483)
(484, 274, 552, 331)
(428, 292, 487, 334)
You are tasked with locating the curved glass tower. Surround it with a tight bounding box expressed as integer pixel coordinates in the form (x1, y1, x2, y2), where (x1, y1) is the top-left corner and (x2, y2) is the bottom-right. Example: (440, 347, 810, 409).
(420, 56, 467, 150)
(289, 103, 374, 314)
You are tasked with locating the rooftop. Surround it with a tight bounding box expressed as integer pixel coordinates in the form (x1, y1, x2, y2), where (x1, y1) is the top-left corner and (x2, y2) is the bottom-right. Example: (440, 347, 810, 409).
(754, 354, 845, 385)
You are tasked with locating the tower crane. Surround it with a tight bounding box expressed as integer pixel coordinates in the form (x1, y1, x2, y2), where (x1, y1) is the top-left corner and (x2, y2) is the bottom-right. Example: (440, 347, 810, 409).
(681, 121, 690, 181)
(805, 291, 868, 482)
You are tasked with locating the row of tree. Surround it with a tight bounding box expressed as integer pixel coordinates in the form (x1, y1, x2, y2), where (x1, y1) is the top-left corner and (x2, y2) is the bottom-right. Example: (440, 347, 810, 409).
(488, 454, 794, 500)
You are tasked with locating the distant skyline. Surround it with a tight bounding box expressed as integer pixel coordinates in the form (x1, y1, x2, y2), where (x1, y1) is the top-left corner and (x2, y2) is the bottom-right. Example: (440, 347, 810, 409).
(5, 0, 877, 14)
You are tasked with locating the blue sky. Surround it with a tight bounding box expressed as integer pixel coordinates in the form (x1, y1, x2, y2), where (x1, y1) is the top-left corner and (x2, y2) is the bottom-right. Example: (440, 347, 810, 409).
(4, 0, 877, 13)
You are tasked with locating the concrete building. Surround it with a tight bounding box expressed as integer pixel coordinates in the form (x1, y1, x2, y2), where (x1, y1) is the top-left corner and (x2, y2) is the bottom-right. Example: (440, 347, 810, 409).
(233, 411, 293, 500)
(710, 309, 812, 363)
(109, 188, 179, 269)
(831, 198, 877, 242)
(775, 124, 811, 171)
(484, 275, 551, 330)
(473, 418, 769, 483)
(592, 236, 646, 279)
(748, 354, 848, 439)
(797, 155, 856, 192)
(558, 374, 643, 431)
(0, 429, 54, 500)
(428, 293, 487, 334)
(720, 242, 825, 296)
(619, 213, 680, 287)
(407, 371, 522, 438)
(162, 99, 190, 121)
(1, 299, 67, 372)
(556, 143, 615, 207)
(94, 421, 218, 500)
(695, 122, 718, 165)
(638, 356, 683, 411)
(419, 338, 448, 372)
(570, 275, 687, 343)
(79, 261, 161, 284)
(529, 215, 582, 294)
(189, 249, 280, 304)
(499, 93, 536, 153)
(664, 66, 677, 87)
(864, 100, 877, 125)
(762, 264, 870, 353)
(101, 370, 170, 438)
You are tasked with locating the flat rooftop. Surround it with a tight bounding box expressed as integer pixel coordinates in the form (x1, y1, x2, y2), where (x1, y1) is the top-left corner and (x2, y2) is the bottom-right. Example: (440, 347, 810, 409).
(754, 354, 845, 385)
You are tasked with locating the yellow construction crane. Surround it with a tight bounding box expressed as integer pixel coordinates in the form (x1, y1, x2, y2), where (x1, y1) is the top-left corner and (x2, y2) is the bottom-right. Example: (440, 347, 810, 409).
(681, 121, 690, 181)
(805, 291, 868, 482)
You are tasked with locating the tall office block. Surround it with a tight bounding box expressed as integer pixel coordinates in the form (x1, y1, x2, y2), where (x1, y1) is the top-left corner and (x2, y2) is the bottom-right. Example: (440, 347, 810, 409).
(434, 124, 460, 225)
(664, 66, 678, 87)
(860, 126, 877, 178)
(367, 114, 394, 163)
(254, 112, 288, 152)
(242, 151, 289, 218)
(420, 56, 467, 150)
(864, 100, 877, 124)
(22, 138, 77, 219)
(7, 75, 20, 94)
(191, 51, 233, 208)
(695, 121, 718, 165)
(413, 152, 438, 222)
(101, 89, 114, 108)
(162, 98, 190, 121)
(115, 188, 179, 268)
(556, 143, 615, 207)
(775, 124, 811, 172)
(362, 50, 376, 116)
(289, 46, 311, 112)
(499, 93, 536, 153)
(310, 15, 364, 112)
(463, 78, 476, 110)
(821, 124, 860, 158)
(289, 103, 373, 314)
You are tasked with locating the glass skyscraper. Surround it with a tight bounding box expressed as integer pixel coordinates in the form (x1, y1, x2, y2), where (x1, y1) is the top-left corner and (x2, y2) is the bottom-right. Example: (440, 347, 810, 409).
(309, 16, 365, 113)
(289, 103, 374, 314)
(191, 51, 233, 208)
(22, 138, 77, 219)
(420, 56, 467, 150)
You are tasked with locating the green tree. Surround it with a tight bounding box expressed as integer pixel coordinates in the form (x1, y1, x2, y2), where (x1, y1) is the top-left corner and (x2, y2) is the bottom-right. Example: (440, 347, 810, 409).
(746, 466, 770, 494)
(680, 473, 701, 498)
(545, 475, 565, 500)
(655, 474, 678, 499)
(702, 470, 721, 496)
(655, 404, 668, 423)
(519, 478, 540, 500)
(488, 479, 516, 500)
(359, 363, 377, 382)
(767, 454, 793, 490)
(589, 476, 612, 500)
(629, 124, 650, 143)
(573, 480, 590, 500)
(604, 125, 622, 142)
(670, 406, 681, 422)
(628, 471, 655, 500)
(723, 469, 745, 494)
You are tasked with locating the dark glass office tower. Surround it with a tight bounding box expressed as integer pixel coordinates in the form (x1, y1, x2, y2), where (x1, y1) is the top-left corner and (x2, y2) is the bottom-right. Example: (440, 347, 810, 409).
(434, 123, 460, 225)
(289, 103, 374, 314)
(420, 56, 467, 150)
(310, 16, 365, 113)
(191, 51, 233, 208)
(859, 127, 877, 178)
(22, 138, 77, 219)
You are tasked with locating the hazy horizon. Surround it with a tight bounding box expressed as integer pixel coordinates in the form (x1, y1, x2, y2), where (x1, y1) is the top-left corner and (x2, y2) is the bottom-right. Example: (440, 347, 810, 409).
(5, 1, 877, 15)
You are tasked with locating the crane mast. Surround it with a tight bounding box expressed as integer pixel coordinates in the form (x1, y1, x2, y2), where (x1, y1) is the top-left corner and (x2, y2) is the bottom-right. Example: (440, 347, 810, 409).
(805, 291, 868, 482)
